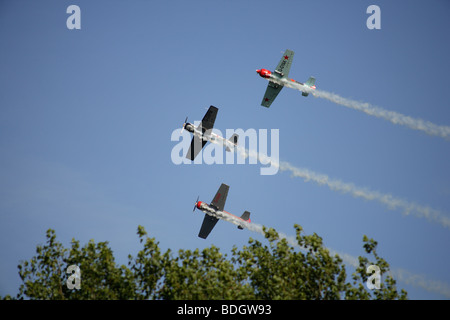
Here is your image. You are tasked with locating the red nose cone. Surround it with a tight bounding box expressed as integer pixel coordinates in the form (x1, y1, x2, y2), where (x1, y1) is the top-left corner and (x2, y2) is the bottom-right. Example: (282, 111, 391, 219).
(257, 69, 271, 79)
(197, 201, 202, 209)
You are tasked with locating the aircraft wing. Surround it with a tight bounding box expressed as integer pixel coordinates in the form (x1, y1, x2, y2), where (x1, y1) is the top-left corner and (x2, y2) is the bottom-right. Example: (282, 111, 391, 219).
(186, 135, 207, 160)
(185, 106, 218, 160)
(210, 183, 229, 211)
(275, 49, 294, 78)
(198, 214, 219, 239)
(261, 81, 283, 108)
(200, 106, 218, 133)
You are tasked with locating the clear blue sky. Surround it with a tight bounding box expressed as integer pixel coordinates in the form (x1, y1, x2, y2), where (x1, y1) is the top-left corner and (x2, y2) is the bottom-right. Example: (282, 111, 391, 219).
(1, 0, 449, 299)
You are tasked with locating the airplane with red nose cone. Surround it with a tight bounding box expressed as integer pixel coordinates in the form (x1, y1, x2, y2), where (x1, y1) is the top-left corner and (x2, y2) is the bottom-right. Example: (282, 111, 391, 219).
(256, 49, 316, 108)
(193, 183, 251, 239)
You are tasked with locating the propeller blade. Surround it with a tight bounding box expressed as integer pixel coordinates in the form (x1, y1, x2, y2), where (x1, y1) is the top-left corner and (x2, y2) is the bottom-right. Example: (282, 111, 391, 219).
(193, 195, 199, 212)
(180, 117, 188, 134)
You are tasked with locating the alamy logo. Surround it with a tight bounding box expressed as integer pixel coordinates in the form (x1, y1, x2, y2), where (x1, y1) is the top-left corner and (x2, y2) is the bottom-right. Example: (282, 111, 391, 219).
(66, 265, 81, 290)
(366, 5, 381, 30)
(171, 125, 280, 176)
(66, 5, 81, 30)
(366, 265, 381, 290)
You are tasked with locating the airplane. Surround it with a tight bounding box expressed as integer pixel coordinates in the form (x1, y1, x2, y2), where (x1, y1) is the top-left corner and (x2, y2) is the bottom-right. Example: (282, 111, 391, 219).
(193, 183, 251, 239)
(256, 49, 316, 108)
(181, 106, 239, 160)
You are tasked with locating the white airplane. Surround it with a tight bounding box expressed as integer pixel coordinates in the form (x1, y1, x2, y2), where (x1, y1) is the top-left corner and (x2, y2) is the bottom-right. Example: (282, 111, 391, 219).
(181, 106, 238, 160)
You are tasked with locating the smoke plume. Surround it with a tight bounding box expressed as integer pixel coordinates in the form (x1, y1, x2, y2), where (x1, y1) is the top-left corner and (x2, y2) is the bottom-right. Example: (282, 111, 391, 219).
(274, 79, 450, 140)
(235, 145, 450, 229)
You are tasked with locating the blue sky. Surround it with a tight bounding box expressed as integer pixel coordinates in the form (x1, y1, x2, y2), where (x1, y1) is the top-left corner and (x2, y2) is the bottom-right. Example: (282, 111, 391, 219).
(1, 0, 449, 299)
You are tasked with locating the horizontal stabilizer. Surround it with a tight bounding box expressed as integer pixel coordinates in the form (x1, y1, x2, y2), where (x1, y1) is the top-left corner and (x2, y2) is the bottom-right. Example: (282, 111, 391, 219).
(302, 76, 316, 97)
(237, 211, 251, 230)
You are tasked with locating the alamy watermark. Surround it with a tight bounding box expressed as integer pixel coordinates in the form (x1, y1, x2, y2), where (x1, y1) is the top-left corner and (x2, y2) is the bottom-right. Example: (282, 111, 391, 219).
(366, 265, 381, 290)
(66, 265, 81, 290)
(66, 5, 81, 30)
(366, 5, 381, 30)
(171, 124, 280, 176)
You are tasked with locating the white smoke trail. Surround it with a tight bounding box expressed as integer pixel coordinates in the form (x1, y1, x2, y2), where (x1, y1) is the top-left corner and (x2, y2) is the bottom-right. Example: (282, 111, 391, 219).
(391, 268, 450, 298)
(278, 161, 450, 229)
(273, 78, 450, 140)
(200, 133, 450, 228)
(234, 145, 450, 229)
(190, 125, 450, 297)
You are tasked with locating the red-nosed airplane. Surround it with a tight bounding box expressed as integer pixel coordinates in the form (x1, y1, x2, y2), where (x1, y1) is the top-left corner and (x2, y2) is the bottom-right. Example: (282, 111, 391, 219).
(256, 49, 316, 108)
(193, 183, 251, 239)
(181, 106, 239, 160)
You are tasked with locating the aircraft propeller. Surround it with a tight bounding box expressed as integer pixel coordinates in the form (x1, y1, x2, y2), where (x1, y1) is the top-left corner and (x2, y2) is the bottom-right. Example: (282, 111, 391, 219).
(180, 117, 188, 134)
(193, 195, 199, 212)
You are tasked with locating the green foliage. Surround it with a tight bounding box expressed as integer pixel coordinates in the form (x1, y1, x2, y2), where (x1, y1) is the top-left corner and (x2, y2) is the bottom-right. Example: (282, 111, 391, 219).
(346, 235, 407, 300)
(160, 246, 253, 299)
(128, 226, 166, 299)
(9, 225, 407, 300)
(232, 225, 348, 299)
(17, 229, 67, 299)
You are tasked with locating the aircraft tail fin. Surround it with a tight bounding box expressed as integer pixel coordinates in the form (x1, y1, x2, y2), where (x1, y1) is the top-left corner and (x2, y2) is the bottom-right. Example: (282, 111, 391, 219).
(225, 134, 239, 152)
(302, 76, 316, 97)
(237, 211, 251, 230)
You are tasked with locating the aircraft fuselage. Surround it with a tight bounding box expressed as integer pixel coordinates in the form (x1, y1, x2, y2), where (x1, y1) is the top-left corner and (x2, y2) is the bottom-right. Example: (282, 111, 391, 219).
(195, 200, 249, 228)
(256, 68, 306, 87)
(183, 123, 237, 150)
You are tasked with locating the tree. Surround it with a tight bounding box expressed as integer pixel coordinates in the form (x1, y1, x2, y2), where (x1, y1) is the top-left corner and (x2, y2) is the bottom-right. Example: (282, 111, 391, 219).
(16, 229, 136, 300)
(345, 235, 407, 300)
(160, 245, 254, 299)
(7, 224, 407, 300)
(232, 226, 349, 299)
